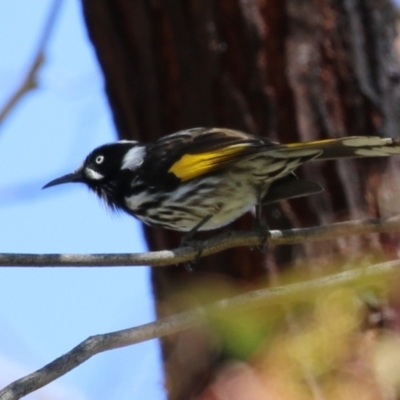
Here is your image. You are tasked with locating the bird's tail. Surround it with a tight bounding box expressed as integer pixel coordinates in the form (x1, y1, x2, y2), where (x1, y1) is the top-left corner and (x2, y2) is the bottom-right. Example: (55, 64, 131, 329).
(275, 136, 400, 160)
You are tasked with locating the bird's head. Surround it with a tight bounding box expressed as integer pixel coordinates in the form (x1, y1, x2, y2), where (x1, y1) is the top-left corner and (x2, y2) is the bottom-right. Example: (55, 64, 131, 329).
(43, 141, 145, 199)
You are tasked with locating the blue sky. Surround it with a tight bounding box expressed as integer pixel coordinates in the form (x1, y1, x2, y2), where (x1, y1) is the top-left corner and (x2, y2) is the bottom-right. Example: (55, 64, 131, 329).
(0, 1, 163, 399)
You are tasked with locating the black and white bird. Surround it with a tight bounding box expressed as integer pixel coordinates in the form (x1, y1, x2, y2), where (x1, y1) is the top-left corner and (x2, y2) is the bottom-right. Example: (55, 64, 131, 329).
(43, 128, 400, 233)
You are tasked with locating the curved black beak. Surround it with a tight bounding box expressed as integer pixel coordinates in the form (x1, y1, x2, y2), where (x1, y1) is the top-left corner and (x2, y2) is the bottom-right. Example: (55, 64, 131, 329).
(42, 170, 84, 189)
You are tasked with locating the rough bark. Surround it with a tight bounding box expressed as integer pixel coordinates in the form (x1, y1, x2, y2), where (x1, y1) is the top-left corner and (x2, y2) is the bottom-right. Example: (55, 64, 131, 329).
(81, 0, 400, 398)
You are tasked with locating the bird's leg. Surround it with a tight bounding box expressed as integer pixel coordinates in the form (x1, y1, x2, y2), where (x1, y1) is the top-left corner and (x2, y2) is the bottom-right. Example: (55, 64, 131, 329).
(181, 215, 213, 270)
(181, 214, 213, 245)
(252, 197, 270, 253)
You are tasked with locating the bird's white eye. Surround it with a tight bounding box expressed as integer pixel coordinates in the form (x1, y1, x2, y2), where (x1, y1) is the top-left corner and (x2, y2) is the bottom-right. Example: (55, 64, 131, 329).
(95, 155, 104, 164)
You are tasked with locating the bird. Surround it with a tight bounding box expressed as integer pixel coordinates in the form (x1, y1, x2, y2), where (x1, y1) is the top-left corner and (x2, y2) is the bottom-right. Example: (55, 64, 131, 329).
(43, 127, 400, 238)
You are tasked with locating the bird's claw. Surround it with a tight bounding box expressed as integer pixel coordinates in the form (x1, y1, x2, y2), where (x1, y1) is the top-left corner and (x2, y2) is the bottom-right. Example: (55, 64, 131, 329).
(251, 217, 270, 253)
(180, 238, 205, 271)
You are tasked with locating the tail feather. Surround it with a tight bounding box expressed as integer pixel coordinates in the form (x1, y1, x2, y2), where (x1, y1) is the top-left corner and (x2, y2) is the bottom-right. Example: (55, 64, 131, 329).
(276, 136, 400, 160)
(263, 174, 323, 204)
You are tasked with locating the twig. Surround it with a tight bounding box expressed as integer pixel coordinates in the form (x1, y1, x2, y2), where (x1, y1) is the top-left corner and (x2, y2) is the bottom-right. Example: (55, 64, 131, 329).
(0, 0, 63, 125)
(1, 215, 400, 267)
(1, 259, 399, 400)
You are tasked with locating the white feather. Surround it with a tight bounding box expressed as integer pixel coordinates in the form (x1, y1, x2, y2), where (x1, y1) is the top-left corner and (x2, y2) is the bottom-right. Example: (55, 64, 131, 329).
(85, 168, 104, 180)
(342, 137, 392, 147)
(122, 146, 146, 170)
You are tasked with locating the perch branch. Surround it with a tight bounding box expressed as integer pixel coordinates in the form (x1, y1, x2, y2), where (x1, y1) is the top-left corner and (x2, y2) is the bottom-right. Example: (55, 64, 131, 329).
(1, 215, 400, 267)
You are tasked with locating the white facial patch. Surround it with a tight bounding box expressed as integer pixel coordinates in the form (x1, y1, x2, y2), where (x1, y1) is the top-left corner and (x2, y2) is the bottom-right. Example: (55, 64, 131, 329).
(85, 167, 104, 180)
(122, 146, 146, 170)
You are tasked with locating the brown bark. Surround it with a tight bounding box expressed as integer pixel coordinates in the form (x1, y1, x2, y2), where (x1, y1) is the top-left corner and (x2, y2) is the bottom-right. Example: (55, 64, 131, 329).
(81, 0, 400, 398)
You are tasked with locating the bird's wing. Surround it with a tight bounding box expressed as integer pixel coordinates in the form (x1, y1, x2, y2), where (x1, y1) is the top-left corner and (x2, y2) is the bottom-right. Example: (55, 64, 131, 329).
(142, 128, 273, 183)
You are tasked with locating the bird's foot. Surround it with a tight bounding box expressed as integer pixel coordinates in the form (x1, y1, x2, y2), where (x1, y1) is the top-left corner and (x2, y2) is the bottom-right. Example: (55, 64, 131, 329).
(251, 217, 270, 253)
(180, 236, 205, 272)
(179, 215, 212, 270)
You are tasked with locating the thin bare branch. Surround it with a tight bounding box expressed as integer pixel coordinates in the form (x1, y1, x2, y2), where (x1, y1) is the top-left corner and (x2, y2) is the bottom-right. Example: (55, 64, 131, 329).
(0, 0, 63, 126)
(1, 215, 400, 267)
(1, 259, 399, 400)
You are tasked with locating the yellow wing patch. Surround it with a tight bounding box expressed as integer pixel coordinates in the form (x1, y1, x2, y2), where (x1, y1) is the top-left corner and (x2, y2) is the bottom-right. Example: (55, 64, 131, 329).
(168, 144, 249, 181)
(284, 139, 338, 148)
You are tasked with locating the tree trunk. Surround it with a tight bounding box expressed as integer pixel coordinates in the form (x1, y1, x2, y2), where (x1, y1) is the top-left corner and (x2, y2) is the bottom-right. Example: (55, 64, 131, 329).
(81, 0, 400, 398)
